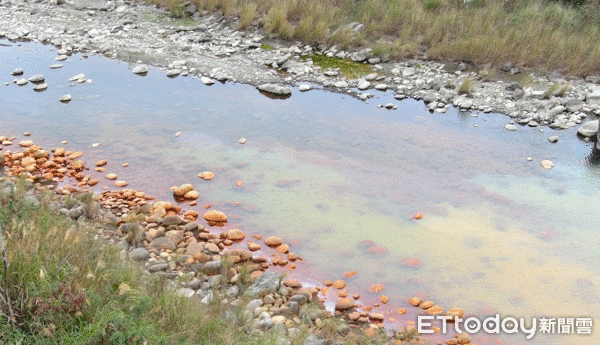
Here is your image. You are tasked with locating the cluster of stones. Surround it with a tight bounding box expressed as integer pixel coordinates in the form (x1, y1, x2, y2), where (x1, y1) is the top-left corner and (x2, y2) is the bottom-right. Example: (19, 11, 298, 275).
(0, 137, 99, 190)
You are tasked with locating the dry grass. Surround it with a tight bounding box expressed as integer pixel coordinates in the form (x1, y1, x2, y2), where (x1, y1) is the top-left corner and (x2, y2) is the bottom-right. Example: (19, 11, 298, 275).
(146, 0, 600, 76)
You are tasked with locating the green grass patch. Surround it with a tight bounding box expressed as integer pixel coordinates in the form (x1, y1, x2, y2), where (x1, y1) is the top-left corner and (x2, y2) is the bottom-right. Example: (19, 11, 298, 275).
(303, 55, 371, 78)
(0, 178, 280, 345)
(260, 43, 275, 50)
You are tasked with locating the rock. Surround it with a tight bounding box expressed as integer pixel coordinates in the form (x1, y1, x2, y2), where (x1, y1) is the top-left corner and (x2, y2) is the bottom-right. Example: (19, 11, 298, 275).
(166, 69, 180, 77)
(334, 80, 348, 88)
(257, 84, 291, 96)
(16, 78, 28, 86)
(265, 236, 282, 247)
(28, 74, 44, 83)
(129, 247, 149, 261)
(174, 183, 194, 197)
(226, 228, 245, 241)
(59, 95, 71, 103)
(333, 280, 346, 289)
(504, 124, 517, 131)
(446, 307, 464, 319)
(298, 84, 310, 92)
(198, 171, 215, 180)
(585, 92, 600, 105)
(132, 65, 148, 75)
(369, 313, 384, 322)
(335, 297, 355, 311)
(49, 64, 63, 69)
(184, 190, 199, 199)
(105, 173, 117, 180)
(246, 271, 280, 297)
(10, 68, 23, 76)
(162, 215, 184, 226)
(303, 335, 328, 345)
(114, 181, 128, 187)
(577, 120, 599, 137)
(204, 260, 223, 275)
(408, 297, 422, 307)
(203, 210, 227, 223)
(566, 99, 584, 113)
(238, 138, 247, 144)
(248, 242, 261, 251)
(68, 74, 85, 82)
(67, 207, 83, 219)
(149, 237, 176, 251)
(425, 306, 444, 315)
(201, 76, 215, 85)
(548, 136, 558, 143)
(148, 263, 169, 272)
(357, 81, 370, 90)
(19, 140, 34, 147)
(33, 83, 48, 91)
(374, 84, 388, 91)
(177, 288, 195, 298)
(96, 160, 107, 167)
(540, 160, 554, 169)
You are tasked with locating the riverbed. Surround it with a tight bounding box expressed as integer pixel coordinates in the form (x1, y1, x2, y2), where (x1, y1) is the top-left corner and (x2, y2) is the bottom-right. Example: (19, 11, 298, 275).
(1, 40, 599, 344)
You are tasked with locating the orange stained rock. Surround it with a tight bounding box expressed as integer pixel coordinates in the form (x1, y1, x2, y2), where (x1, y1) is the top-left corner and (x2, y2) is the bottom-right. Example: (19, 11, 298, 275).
(338, 290, 349, 297)
(413, 212, 424, 220)
(368, 284, 384, 293)
(380, 295, 389, 304)
(344, 270, 357, 278)
(397, 308, 407, 314)
(276, 244, 289, 253)
(332, 280, 346, 289)
(408, 297, 422, 307)
(353, 294, 360, 300)
(236, 181, 243, 187)
(324, 280, 333, 287)
(252, 234, 262, 240)
(204, 204, 211, 209)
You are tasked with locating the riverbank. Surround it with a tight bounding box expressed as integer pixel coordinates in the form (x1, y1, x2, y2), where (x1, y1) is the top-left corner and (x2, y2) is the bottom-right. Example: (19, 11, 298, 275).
(1, 0, 599, 143)
(0, 144, 405, 344)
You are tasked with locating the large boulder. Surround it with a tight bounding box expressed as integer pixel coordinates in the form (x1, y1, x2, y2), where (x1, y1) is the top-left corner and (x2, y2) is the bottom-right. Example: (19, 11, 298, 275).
(246, 271, 280, 297)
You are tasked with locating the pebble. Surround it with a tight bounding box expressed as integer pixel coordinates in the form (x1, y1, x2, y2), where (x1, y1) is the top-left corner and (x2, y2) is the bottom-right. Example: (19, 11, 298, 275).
(10, 68, 23, 76)
(28, 74, 44, 83)
(540, 160, 554, 169)
(238, 138, 247, 144)
(96, 160, 107, 167)
(16, 78, 28, 86)
(33, 83, 48, 91)
(105, 173, 118, 180)
(504, 124, 517, 131)
(203, 210, 227, 223)
(198, 171, 215, 180)
(114, 181, 128, 187)
(298, 84, 310, 92)
(548, 136, 558, 143)
(265, 236, 282, 247)
(175, 131, 181, 137)
(92, 143, 101, 148)
(526, 157, 533, 161)
(49, 64, 63, 69)
(201, 76, 215, 85)
(132, 65, 148, 75)
(59, 95, 72, 103)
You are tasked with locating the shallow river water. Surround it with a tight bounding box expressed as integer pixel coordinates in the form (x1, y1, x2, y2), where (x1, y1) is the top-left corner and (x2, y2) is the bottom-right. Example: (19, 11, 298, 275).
(1, 40, 599, 344)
